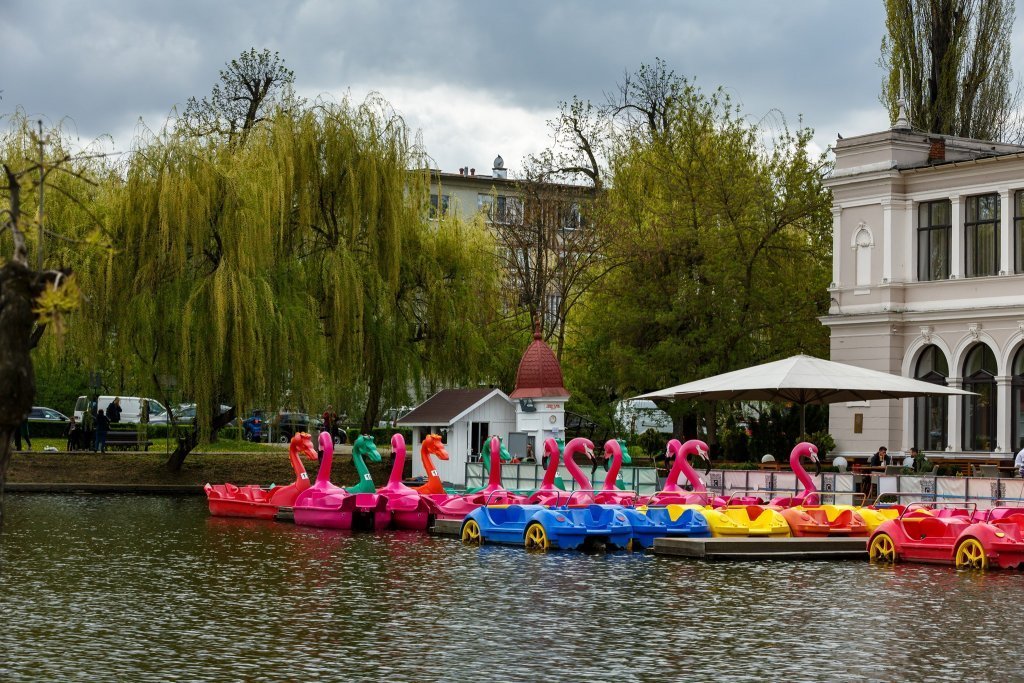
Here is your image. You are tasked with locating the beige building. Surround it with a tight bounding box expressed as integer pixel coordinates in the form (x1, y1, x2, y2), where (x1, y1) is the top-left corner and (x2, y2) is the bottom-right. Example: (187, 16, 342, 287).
(428, 155, 518, 222)
(824, 112, 1024, 460)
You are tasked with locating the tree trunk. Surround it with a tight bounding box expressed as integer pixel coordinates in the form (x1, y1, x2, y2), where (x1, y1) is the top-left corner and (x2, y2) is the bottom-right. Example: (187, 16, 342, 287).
(165, 406, 236, 471)
(361, 370, 383, 433)
(0, 427, 15, 527)
(0, 260, 42, 528)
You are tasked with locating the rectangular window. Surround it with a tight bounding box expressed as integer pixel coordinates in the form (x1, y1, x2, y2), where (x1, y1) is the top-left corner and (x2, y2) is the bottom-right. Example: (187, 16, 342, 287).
(965, 193, 999, 277)
(429, 193, 449, 218)
(917, 200, 951, 281)
(1015, 190, 1024, 273)
(477, 193, 493, 219)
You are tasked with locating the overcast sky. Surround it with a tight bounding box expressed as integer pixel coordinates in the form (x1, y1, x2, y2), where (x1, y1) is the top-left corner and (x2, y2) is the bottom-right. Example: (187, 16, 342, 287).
(6, 1, 1024, 175)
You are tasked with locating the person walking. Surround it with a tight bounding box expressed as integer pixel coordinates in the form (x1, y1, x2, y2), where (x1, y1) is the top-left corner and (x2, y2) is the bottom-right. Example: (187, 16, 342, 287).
(1015, 444, 1024, 478)
(94, 409, 110, 453)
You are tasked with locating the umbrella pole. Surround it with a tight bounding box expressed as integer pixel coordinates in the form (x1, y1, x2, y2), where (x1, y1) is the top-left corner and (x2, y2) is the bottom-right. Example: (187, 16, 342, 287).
(800, 404, 806, 437)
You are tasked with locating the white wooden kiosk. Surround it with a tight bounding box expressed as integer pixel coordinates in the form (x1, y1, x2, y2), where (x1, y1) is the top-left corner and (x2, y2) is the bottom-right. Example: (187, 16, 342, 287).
(397, 388, 516, 487)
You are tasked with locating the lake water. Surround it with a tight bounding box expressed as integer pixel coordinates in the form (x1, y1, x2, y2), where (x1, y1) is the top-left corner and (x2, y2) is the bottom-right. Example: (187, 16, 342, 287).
(1, 494, 1022, 682)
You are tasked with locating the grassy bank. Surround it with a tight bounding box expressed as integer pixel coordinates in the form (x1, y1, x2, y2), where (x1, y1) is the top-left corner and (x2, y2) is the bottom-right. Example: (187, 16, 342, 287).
(7, 448, 400, 488)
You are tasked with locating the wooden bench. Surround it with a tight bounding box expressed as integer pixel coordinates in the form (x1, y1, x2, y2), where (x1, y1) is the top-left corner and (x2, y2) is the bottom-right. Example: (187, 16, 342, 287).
(104, 430, 153, 452)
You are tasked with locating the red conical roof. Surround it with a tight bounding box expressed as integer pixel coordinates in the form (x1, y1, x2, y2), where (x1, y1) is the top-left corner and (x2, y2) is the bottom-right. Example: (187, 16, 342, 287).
(510, 327, 570, 399)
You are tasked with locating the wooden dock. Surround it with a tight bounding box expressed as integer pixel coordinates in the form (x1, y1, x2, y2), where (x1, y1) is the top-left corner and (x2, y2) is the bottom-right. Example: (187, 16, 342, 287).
(652, 536, 866, 561)
(431, 519, 463, 537)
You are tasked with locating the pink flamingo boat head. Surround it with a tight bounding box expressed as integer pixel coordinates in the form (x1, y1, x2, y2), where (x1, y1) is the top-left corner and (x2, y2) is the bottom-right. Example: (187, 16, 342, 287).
(311, 431, 342, 489)
(769, 441, 821, 507)
(560, 437, 596, 505)
(476, 436, 516, 499)
(595, 439, 638, 505)
(527, 438, 565, 505)
(413, 434, 450, 495)
(642, 438, 718, 506)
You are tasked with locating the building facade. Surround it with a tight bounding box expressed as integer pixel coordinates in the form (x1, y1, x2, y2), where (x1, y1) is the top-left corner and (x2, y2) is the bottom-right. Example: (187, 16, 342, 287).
(823, 116, 1024, 460)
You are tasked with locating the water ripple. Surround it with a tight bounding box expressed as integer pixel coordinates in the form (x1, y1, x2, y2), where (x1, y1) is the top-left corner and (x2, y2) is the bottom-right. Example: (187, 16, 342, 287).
(2, 494, 1023, 682)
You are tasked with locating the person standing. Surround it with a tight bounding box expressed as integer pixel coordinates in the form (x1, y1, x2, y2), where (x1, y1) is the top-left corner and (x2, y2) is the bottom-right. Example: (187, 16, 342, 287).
(322, 405, 337, 438)
(66, 416, 81, 451)
(13, 418, 32, 451)
(106, 397, 122, 424)
(1015, 444, 1024, 478)
(94, 409, 110, 453)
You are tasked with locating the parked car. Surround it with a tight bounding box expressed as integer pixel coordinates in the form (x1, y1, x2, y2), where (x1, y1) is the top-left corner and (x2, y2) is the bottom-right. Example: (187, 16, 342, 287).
(175, 403, 233, 422)
(272, 412, 311, 443)
(29, 406, 70, 422)
(73, 395, 169, 425)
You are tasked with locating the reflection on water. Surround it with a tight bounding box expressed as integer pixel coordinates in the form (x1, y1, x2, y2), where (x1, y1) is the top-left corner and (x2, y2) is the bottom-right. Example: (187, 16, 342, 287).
(1, 494, 1022, 682)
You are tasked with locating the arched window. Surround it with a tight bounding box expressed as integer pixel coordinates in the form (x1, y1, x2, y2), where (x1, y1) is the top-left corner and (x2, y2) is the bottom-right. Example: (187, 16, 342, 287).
(963, 344, 998, 451)
(914, 345, 948, 452)
(1012, 347, 1024, 451)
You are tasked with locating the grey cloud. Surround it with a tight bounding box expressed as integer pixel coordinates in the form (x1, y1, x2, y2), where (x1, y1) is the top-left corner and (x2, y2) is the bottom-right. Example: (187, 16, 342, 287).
(0, 0, 975, 161)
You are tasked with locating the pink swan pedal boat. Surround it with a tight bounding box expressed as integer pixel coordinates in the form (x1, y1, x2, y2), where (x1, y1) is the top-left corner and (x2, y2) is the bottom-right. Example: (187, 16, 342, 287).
(292, 433, 383, 529)
(204, 432, 317, 519)
(425, 436, 524, 522)
(374, 433, 442, 531)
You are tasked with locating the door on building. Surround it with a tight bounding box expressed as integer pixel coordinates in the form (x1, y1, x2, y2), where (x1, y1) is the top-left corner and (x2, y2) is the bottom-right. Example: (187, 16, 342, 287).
(470, 422, 489, 457)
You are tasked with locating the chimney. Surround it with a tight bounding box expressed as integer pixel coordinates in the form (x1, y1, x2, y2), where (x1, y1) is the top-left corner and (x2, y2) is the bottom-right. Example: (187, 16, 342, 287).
(928, 137, 945, 163)
(459, 167, 466, 176)
(470, 168, 475, 176)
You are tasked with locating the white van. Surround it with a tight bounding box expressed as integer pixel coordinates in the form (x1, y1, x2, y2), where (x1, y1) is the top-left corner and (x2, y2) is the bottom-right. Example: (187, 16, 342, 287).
(614, 399, 674, 435)
(73, 396, 168, 424)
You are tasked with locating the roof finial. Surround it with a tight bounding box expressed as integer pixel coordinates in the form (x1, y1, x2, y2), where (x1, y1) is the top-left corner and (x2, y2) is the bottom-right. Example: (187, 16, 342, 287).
(533, 315, 542, 341)
(893, 72, 911, 131)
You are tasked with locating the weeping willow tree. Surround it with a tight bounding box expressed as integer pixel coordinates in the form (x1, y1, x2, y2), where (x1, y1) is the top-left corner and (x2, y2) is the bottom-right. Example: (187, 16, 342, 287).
(86, 95, 505, 466)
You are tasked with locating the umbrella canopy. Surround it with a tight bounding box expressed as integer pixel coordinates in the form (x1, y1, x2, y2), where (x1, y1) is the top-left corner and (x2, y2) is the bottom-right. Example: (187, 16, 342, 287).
(634, 354, 974, 434)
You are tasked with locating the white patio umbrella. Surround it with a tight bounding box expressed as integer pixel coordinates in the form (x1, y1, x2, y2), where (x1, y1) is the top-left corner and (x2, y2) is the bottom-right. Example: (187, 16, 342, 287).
(633, 354, 974, 435)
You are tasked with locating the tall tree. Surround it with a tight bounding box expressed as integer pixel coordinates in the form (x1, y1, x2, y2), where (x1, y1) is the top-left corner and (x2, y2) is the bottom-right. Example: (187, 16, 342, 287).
(88, 96, 503, 463)
(0, 115, 105, 523)
(180, 48, 302, 146)
(566, 68, 833, 441)
(880, 0, 1021, 141)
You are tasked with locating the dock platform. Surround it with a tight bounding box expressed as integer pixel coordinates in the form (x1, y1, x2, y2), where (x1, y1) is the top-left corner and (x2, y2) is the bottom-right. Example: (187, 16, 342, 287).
(652, 536, 866, 561)
(431, 519, 463, 537)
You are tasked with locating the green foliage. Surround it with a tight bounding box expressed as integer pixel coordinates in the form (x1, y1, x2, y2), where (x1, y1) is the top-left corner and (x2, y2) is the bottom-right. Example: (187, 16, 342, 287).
(635, 429, 669, 459)
(799, 430, 837, 458)
(880, 0, 1019, 141)
(566, 67, 833, 424)
(76, 95, 506, 437)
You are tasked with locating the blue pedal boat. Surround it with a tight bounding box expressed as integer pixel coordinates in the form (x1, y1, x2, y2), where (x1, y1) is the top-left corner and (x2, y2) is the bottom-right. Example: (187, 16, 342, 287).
(460, 503, 634, 551)
(621, 506, 712, 549)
